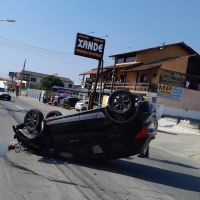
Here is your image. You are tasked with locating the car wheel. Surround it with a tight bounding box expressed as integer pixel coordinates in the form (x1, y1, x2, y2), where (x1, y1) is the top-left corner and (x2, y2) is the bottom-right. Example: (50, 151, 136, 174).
(81, 107, 87, 111)
(65, 104, 71, 109)
(108, 90, 139, 114)
(24, 109, 44, 136)
(106, 90, 140, 123)
(7, 96, 11, 101)
(45, 110, 62, 119)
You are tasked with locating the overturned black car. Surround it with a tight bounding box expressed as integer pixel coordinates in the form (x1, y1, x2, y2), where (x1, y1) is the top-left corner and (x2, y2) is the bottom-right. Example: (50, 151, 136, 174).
(12, 90, 157, 160)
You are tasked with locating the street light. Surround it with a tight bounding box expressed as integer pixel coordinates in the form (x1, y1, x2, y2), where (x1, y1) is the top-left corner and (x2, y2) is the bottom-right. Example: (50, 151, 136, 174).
(0, 19, 16, 23)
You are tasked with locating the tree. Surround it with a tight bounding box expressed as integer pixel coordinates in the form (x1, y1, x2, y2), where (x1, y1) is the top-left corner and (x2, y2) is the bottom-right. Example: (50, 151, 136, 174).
(40, 75, 64, 90)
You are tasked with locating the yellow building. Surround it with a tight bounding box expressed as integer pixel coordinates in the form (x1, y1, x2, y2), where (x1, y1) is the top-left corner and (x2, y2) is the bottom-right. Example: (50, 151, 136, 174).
(80, 42, 200, 112)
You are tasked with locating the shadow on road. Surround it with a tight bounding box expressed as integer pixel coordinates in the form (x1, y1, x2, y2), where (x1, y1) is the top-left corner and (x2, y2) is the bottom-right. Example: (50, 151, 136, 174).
(0, 107, 28, 113)
(148, 157, 199, 170)
(39, 156, 200, 192)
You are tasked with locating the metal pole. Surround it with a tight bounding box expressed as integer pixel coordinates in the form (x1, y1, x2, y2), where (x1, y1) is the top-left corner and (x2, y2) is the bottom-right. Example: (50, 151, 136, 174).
(99, 60, 104, 106)
(88, 60, 102, 109)
(20, 59, 26, 95)
(111, 57, 116, 93)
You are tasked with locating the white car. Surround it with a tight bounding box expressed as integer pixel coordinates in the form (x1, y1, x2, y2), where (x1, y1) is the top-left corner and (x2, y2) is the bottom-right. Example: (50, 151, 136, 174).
(0, 87, 11, 101)
(75, 100, 98, 111)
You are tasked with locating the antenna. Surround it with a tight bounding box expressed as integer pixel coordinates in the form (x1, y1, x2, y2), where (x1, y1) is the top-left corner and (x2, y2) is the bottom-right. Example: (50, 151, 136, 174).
(86, 31, 94, 35)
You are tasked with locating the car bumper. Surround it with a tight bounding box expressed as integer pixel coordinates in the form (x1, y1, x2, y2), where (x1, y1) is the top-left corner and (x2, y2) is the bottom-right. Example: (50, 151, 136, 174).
(0, 94, 11, 100)
(75, 105, 82, 110)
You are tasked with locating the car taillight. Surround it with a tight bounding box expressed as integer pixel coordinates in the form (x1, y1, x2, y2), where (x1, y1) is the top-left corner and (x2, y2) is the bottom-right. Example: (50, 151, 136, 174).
(135, 126, 149, 139)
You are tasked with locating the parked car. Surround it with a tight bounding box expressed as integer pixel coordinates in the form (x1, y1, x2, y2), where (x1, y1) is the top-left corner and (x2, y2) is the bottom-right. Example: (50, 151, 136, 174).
(60, 97, 80, 109)
(75, 100, 98, 111)
(0, 87, 11, 101)
(12, 90, 157, 160)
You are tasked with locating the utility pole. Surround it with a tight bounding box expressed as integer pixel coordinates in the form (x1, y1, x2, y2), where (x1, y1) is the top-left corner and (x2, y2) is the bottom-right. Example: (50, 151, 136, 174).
(20, 59, 26, 95)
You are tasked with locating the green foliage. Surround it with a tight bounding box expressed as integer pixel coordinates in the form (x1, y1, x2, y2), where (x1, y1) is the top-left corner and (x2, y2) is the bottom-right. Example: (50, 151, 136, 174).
(40, 75, 64, 90)
(30, 84, 42, 90)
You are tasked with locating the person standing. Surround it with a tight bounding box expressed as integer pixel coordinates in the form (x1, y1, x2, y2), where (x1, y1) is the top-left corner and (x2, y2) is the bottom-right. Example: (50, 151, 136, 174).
(16, 86, 19, 96)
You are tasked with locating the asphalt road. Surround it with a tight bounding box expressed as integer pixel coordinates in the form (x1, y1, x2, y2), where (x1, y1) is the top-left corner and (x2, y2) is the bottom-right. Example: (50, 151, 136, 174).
(0, 95, 199, 200)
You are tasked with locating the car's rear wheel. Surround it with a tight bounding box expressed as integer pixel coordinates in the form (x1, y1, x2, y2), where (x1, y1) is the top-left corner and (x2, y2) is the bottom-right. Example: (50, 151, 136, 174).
(24, 109, 44, 136)
(46, 110, 62, 119)
(106, 90, 140, 123)
(108, 90, 140, 114)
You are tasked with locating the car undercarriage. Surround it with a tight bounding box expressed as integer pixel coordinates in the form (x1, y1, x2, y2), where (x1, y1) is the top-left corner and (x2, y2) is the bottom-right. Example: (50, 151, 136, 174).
(11, 90, 157, 160)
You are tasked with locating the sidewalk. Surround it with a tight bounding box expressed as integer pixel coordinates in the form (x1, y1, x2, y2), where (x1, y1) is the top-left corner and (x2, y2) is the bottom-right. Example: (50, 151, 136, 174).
(16, 94, 77, 116)
(158, 117, 200, 136)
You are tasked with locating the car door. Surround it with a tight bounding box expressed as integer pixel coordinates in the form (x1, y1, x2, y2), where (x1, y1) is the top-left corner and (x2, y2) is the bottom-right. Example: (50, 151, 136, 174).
(79, 110, 114, 142)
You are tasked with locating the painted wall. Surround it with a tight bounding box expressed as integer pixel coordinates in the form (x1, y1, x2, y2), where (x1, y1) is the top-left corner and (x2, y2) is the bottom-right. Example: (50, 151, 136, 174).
(126, 71, 137, 83)
(156, 104, 200, 121)
(157, 88, 200, 111)
(161, 56, 189, 73)
(136, 45, 190, 64)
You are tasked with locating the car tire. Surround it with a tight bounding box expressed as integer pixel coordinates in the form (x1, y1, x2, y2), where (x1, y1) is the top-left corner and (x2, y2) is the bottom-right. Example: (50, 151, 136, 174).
(108, 90, 139, 114)
(45, 110, 62, 119)
(65, 104, 71, 109)
(106, 90, 140, 123)
(24, 109, 44, 136)
(81, 107, 87, 111)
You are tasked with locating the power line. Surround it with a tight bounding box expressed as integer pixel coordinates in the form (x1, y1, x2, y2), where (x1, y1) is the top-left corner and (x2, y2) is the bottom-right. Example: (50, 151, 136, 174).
(0, 35, 111, 65)
(0, 36, 72, 56)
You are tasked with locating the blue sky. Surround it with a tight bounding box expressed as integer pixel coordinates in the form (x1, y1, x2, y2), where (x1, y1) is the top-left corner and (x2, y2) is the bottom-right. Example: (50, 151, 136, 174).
(0, 0, 200, 84)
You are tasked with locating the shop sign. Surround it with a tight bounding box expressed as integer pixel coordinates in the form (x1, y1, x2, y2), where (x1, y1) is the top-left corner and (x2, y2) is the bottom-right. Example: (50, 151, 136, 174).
(8, 72, 17, 78)
(74, 33, 105, 60)
(157, 84, 182, 101)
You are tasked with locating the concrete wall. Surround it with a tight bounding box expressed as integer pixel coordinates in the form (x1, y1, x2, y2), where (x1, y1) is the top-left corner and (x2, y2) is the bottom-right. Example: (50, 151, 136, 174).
(26, 89, 45, 101)
(157, 88, 200, 111)
(156, 104, 200, 122)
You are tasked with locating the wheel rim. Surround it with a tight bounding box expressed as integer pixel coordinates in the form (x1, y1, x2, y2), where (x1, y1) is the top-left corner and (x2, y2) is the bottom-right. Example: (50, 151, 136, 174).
(25, 111, 39, 130)
(111, 93, 131, 113)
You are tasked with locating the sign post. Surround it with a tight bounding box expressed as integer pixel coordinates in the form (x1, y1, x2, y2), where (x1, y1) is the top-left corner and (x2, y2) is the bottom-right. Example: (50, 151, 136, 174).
(74, 33, 105, 109)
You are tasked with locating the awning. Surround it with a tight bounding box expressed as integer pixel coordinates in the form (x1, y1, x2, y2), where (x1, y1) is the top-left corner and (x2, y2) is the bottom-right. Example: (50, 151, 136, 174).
(79, 68, 111, 75)
(130, 63, 161, 71)
(115, 62, 141, 69)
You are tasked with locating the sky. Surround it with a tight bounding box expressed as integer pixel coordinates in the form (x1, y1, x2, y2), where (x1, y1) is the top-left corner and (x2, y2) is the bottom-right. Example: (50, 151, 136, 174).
(0, 0, 200, 84)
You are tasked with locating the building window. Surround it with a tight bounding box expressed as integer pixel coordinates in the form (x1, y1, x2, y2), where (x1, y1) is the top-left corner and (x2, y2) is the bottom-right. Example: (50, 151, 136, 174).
(68, 84, 72, 88)
(140, 74, 147, 82)
(116, 57, 125, 64)
(125, 56, 136, 63)
(31, 77, 37, 82)
(23, 73, 30, 81)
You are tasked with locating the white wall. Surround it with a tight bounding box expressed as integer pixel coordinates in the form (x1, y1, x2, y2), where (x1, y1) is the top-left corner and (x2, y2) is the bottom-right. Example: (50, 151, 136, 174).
(156, 104, 200, 121)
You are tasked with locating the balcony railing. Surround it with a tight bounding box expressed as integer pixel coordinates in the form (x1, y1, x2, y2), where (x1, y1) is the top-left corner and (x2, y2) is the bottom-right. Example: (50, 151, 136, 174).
(81, 81, 158, 93)
(104, 82, 150, 92)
